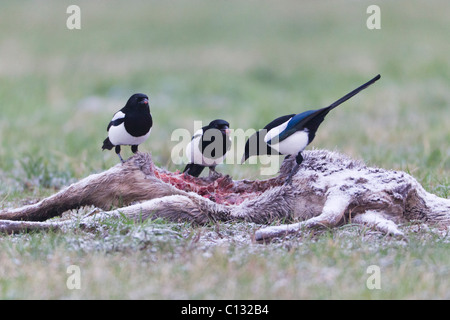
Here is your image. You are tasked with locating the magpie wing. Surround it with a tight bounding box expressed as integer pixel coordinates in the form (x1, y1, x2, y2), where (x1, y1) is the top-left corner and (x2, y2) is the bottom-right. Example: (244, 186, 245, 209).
(276, 108, 330, 143)
(277, 74, 381, 142)
(107, 111, 126, 131)
(261, 114, 295, 154)
(200, 129, 230, 159)
(263, 114, 296, 131)
(106, 118, 125, 131)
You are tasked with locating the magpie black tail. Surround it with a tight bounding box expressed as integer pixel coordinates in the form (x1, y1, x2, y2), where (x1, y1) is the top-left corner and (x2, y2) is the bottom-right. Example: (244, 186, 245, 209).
(327, 74, 381, 111)
(183, 163, 205, 177)
(102, 137, 114, 150)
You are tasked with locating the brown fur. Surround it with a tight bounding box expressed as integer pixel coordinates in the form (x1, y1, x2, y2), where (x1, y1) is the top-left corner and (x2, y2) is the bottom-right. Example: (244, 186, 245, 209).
(0, 151, 448, 239)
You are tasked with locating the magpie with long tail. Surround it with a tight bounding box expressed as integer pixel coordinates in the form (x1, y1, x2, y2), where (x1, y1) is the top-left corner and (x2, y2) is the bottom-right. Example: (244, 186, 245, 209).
(102, 93, 152, 163)
(242, 74, 381, 184)
(184, 119, 231, 177)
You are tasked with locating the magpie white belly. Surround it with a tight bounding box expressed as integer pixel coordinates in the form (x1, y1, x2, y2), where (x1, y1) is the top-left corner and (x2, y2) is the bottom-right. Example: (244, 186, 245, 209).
(185, 136, 226, 167)
(109, 123, 151, 146)
(268, 130, 309, 155)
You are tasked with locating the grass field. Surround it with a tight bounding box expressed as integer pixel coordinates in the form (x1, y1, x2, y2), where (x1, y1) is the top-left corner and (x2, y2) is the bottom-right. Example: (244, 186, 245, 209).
(0, 0, 449, 300)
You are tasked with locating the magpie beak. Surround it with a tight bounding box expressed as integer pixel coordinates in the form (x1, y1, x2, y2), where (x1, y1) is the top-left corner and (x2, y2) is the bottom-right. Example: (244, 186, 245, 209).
(184, 119, 232, 177)
(101, 93, 153, 163)
(241, 74, 381, 184)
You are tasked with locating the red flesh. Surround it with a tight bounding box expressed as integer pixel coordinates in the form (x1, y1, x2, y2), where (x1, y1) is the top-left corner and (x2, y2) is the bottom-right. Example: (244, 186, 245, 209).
(153, 169, 273, 206)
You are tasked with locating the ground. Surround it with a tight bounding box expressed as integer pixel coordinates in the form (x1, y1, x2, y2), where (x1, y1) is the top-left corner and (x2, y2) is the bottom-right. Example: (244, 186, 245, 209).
(0, 0, 449, 299)
(1, 216, 449, 299)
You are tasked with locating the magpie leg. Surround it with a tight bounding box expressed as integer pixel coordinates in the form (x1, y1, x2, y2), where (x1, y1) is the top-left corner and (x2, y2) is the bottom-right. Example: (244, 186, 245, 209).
(208, 166, 221, 179)
(295, 152, 304, 165)
(285, 164, 299, 185)
(285, 152, 303, 185)
(115, 145, 125, 163)
(131, 145, 138, 154)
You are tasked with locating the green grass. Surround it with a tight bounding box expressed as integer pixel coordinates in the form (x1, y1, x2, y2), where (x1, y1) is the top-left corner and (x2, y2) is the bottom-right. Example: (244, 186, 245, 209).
(0, 0, 449, 299)
(0, 221, 449, 299)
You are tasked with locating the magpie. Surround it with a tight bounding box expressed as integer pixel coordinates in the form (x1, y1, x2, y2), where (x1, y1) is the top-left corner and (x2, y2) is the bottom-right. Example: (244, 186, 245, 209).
(101, 93, 153, 163)
(184, 119, 231, 177)
(242, 74, 381, 183)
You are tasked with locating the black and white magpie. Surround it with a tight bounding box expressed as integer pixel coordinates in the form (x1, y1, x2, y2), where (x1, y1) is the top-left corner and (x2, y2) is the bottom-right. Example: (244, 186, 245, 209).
(102, 93, 153, 163)
(184, 119, 231, 177)
(242, 74, 381, 183)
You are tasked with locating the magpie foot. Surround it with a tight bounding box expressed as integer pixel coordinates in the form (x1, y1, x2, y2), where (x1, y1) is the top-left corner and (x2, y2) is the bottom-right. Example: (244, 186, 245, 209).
(115, 145, 125, 164)
(208, 167, 222, 179)
(284, 163, 300, 185)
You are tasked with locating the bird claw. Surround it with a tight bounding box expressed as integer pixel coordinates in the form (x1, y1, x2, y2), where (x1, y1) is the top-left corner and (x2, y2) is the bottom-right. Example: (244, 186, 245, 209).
(208, 169, 222, 179)
(284, 162, 300, 185)
(284, 175, 294, 185)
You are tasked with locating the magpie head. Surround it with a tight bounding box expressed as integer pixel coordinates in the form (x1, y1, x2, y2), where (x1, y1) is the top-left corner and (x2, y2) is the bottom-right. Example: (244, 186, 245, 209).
(127, 93, 149, 108)
(207, 119, 230, 136)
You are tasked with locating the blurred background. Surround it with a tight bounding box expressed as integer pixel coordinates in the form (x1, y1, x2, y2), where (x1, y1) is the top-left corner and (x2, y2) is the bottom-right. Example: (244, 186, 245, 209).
(0, 0, 448, 199)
